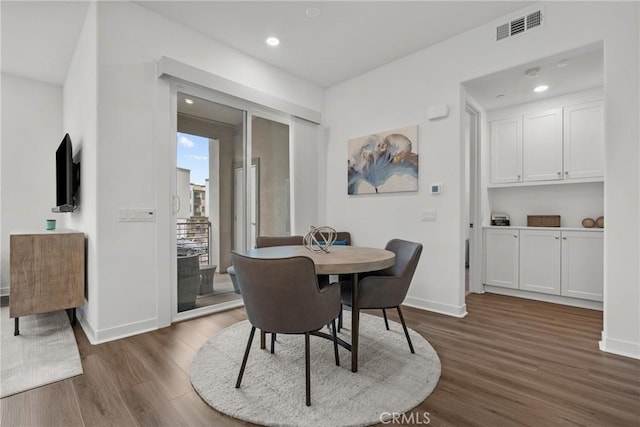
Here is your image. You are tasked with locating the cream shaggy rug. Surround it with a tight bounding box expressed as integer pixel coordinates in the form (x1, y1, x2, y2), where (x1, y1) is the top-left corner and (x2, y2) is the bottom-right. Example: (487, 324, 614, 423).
(191, 312, 440, 427)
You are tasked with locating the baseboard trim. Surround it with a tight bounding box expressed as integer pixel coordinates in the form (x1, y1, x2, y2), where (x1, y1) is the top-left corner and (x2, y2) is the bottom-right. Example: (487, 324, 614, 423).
(484, 286, 603, 311)
(77, 308, 158, 345)
(403, 296, 467, 318)
(599, 333, 640, 360)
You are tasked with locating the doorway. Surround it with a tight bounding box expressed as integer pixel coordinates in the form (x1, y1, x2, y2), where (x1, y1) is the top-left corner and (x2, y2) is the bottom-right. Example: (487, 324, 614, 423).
(464, 102, 482, 295)
(171, 86, 292, 321)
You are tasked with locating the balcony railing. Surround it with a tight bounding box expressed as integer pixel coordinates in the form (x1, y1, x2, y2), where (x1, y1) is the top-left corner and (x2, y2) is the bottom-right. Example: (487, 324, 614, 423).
(177, 220, 211, 264)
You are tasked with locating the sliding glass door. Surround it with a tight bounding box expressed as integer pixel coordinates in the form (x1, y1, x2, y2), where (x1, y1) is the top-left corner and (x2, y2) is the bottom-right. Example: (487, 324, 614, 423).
(171, 85, 290, 321)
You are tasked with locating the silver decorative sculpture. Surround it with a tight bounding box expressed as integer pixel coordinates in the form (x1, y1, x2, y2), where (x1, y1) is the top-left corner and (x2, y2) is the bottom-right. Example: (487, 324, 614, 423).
(303, 226, 337, 253)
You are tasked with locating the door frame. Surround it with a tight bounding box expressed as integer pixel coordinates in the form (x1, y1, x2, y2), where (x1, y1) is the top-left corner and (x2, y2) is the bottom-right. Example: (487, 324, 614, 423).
(465, 100, 484, 295)
(169, 81, 291, 323)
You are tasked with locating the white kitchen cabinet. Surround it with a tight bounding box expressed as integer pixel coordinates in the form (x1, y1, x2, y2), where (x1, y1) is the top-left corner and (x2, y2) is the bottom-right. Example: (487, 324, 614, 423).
(490, 117, 522, 184)
(561, 231, 603, 301)
(484, 227, 603, 303)
(519, 229, 561, 295)
(484, 228, 519, 289)
(563, 100, 604, 179)
(522, 108, 563, 182)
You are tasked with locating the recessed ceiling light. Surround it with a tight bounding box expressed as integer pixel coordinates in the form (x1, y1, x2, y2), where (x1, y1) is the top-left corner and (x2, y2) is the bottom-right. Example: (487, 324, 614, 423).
(184, 98, 194, 104)
(557, 60, 569, 68)
(534, 85, 549, 93)
(496, 94, 505, 99)
(266, 37, 280, 47)
(306, 7, 321, 18)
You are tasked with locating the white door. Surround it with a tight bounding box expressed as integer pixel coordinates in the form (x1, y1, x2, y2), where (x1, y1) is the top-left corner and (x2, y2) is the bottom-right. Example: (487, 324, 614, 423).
(519, 229, 561, 294)
(561, 231, 603, 301)
(563, 100, 604, 179)
(484, 229, 519, 289)
(490, 117, 522, 184)
(523, 108, 563, 182)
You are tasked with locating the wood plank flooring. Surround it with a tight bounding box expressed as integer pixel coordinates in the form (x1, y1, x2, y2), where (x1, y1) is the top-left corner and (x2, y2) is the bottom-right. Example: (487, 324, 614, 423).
(2, 293, 639, 426)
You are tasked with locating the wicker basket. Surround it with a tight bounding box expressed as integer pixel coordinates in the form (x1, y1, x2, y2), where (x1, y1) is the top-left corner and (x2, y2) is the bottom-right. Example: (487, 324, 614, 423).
(527, 215, 561, 227)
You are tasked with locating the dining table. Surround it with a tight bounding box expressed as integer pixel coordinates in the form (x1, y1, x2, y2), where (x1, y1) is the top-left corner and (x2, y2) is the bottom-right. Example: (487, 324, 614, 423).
(241, 245, 395, 372)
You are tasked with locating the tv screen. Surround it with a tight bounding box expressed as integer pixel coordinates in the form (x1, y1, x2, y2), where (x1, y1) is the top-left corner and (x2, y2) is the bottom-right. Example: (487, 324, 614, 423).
(53, 133, 79, 212)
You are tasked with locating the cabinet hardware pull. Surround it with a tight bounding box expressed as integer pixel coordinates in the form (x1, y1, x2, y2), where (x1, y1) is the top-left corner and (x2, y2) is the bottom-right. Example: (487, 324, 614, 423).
(513, 235, 518, 238)
(557, 171, 562, 176)
(565, 171, 569, 175)
(555, 236, 559, 239)
(563, 236, 567, 240)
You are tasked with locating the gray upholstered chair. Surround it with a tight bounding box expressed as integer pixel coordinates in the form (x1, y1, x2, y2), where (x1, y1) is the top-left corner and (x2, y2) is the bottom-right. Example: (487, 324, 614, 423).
(231, 252, 341, 406)
(227, 235, 304, 294)
(256, 235, 304, 247)
(339, 239, 422, 353)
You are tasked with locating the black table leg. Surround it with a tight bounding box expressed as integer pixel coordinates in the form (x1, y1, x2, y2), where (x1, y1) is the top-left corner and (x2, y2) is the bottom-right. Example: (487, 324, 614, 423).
(351, 272, 359, 372)
(260, 329, 266, 349)
(14, 317, 19, 336)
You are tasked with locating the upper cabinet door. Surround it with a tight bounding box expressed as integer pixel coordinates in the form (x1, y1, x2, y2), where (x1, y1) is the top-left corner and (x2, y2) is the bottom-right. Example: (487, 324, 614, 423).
(490, 117, 522, 184)
(563, 100, 604, 179)
(523, 108, 563, 182)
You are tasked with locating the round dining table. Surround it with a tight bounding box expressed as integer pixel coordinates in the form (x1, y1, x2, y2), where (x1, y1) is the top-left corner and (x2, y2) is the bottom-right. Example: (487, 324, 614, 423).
(241, 245, 395, 372)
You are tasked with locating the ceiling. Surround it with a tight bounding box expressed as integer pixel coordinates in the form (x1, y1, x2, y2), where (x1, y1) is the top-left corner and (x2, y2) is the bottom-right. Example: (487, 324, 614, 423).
(1, 1, 91, 85)
(464, 43, 604, 110)
(1, 1, 532, 87)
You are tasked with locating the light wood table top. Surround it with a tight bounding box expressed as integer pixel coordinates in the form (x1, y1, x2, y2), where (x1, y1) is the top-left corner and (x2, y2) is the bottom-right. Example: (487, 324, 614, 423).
(241, 245, 395, 275)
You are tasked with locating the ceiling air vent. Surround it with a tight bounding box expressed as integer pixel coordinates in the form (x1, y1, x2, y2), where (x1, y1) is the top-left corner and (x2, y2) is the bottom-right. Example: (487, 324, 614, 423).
(496, 23, 509, 41)
(527, 10, 542, 29)
(510, 17, 525, 36)
(496, 9, 544, 41)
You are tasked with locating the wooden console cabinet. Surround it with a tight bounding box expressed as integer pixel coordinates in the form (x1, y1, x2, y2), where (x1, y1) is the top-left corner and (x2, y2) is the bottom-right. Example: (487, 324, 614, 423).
(10, 230, 85, 335)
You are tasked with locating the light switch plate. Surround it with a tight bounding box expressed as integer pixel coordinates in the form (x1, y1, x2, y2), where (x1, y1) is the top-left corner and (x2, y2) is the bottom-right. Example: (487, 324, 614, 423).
(421, 209, 437, 221)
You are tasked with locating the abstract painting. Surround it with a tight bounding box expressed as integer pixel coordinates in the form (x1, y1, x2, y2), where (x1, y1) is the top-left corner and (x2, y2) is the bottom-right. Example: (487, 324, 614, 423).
(348, 125, 419, 195)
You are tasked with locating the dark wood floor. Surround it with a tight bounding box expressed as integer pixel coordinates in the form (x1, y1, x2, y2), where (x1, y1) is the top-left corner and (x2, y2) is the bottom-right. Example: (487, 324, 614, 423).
(2, 293, 639, 426)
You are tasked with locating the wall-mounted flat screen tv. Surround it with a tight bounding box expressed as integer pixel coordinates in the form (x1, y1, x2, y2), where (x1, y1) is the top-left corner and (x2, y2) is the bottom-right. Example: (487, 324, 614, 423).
(52, 133, 80, 213)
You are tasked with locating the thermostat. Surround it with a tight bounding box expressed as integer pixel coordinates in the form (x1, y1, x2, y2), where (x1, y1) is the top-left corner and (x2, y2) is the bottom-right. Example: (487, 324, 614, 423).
(430, 183, 442, 194)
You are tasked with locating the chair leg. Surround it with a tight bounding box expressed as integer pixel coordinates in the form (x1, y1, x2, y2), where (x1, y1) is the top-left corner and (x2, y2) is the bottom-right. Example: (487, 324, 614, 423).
(271, 332, 276, 354)
(382, 308, 390, 330)
(338, 305, 343, 332)
(236, 326, 256, 388)
(331, 318, 340, 366)
(305, 331, 311, 406)
(396, 306, 415, 354)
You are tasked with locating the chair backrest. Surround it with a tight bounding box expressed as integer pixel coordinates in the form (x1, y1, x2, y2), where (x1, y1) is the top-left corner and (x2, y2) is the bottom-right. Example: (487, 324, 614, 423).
(256, 235, 304, 248)
(314, 231, 351, 246)
(380, 238, 423, 282)
(231, 253, 340, 334)
(358, 239, 422, 309)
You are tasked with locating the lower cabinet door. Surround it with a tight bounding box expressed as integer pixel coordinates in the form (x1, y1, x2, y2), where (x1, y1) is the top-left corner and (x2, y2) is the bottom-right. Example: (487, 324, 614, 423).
(484, 229, 519, 289)
(519, 229, 561, 295)
(561, 231, 603, 301)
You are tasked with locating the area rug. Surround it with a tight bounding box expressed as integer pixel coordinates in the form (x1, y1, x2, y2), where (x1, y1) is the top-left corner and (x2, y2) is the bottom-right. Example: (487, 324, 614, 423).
(191, 312, 441, 427)
(0, 306, 83, 398)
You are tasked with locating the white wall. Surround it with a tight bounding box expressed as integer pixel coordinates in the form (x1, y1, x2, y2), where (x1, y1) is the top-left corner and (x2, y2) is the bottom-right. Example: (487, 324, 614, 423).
(324, 2, 639, 357)
(62, 1, 324, 342)
(62, 2, 98, 332)
(1, 74, 62, 295)
(488, 183, 604, 227)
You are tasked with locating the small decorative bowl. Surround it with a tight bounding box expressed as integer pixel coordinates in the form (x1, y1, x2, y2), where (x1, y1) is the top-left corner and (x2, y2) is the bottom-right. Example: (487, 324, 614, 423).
(595, 216, 604, 228)
(582, 218, 595, 228)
